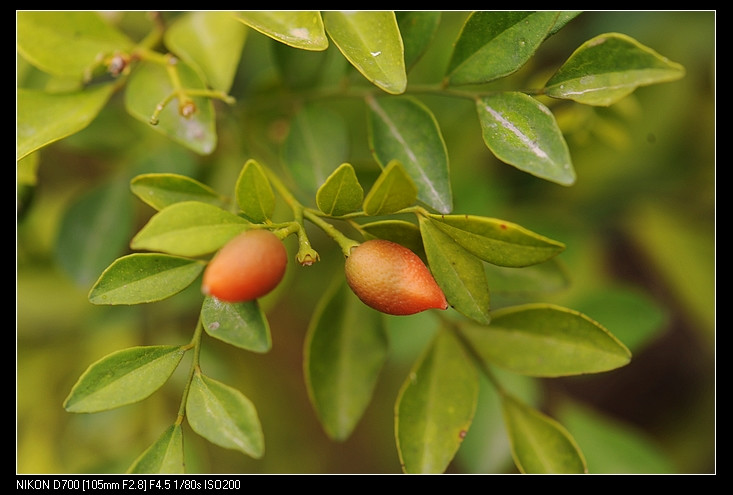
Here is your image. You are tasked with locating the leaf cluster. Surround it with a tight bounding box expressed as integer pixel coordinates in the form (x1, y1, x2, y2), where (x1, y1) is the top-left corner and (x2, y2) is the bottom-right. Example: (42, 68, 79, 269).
(17, 11, 686, 474)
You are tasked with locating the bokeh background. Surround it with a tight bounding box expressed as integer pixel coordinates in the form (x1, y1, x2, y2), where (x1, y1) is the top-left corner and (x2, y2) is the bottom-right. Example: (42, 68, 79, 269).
(17, 11, 715, 474)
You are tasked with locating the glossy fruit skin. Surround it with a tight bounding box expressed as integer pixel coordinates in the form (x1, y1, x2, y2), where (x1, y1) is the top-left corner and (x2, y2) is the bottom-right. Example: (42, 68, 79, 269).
(345, 239, 448, 315)
(202, 229, 287, 303)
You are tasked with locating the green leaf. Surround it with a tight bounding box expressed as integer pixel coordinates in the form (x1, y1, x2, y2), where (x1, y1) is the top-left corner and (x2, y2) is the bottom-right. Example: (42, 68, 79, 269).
(235, 159, 275, 223)
(281, 103, 349, 197)
(396, 11, 441, 71)
(130, 173, 225, 211)
(547, 11, 583, 37)
(236, 11, 328, 50)
(201, 297, 272, 353)
(131, 201, 249, 257)
(125, 61, 217, 155)
(88, 253, 205, 305)
(456, 371, 540, 474)
(55, 179, 134, 287)
(323, 11, 407, 94)
(419, 216, 490, 324)
(544, 32, 686, 106)
(64, 345, 187, 413)
(17, 84, 115, 160)
(501, 393, 587, 474)
(395, 328, 479, 474)
(360, 220, 424, 260)
(316, 163, 364, 216)
(164, 11, 246, 92)
(428, 214, 565, 267)
(445, 11, 559, 85)
(127, 424, 185, 474)
(461, 303, 631, 377)
(362, 160, 418, 216)
(558, 402, 674, 474)
(304, 280, 388, 441)
(17, 11, 133, 79)
(186, 373, 265, 459)
(477, 92, 575, 185)
(367, 96, 452, 213)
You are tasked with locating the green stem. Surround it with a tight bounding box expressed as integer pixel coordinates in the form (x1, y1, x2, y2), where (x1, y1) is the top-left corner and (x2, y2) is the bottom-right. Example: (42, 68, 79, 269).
(263, 167, 321, 264)
(303, 209, 360, 257)
(175, 314, 205, 424)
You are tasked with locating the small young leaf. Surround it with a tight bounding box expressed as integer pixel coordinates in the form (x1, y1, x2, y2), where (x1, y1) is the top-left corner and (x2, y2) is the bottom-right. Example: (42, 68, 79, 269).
(17, 85, 115, 160)
(396, 11, 441, 71)
(17, 11, 133, 79)
(124, 61, 216, 155)
(236, 11, 328, 50)
(428, 214, 565, 267)
(164, 11, 246, 92)
(186, 373, 265, 459)
(235, 159, 275, 223)
(316, 163, 364, 216)
(360, 219, 425, 260)
(367, 96, 452, 213)
(131, 201, 249, 257)
(419, 216, 491, 324)
(127, 424, 185, 474)
(445, 11, 559, 85)
(363, 160, 418, 216)
(323, 11, 407, 94)
(55, 179, 134, 288)
(201, 296, 272, 353)
(281, 103, 349, 197)
(460, 303, 631, 376)
(130, 173, 225, 211)
(88, 253, 205, 305)
(304, 280, 388, 441)
(501, 392, 587, 474)
(544, 33, 686, 106)
(395, 328, 479, 474)
(64, 346, 187, 413)
(476, 92, 575, 186)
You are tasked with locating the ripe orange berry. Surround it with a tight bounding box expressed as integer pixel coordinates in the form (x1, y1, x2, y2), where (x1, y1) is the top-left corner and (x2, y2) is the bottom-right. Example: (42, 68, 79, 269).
(202, 229, 287, 303)
(344, 239, 448, 316)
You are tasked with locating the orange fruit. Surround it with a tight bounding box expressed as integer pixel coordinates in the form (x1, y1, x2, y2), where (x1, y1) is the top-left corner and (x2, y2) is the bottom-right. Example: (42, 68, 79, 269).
(202, 229, 287, 303)
(345, 239, 448, 315)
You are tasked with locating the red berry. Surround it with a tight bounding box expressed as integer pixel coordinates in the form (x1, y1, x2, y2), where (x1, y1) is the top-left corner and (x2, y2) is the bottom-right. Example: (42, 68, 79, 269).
(202, 230, 287, 303)
(345, 239, 448, 315)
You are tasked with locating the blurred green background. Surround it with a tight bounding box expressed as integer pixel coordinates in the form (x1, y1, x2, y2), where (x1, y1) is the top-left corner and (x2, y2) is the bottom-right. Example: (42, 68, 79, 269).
(17, 11, 715, 474)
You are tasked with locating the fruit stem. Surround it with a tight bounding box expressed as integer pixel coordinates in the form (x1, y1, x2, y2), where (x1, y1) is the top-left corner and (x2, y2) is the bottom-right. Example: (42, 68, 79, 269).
(303, 209, 360, 257)
(262, 165, 327, 263)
